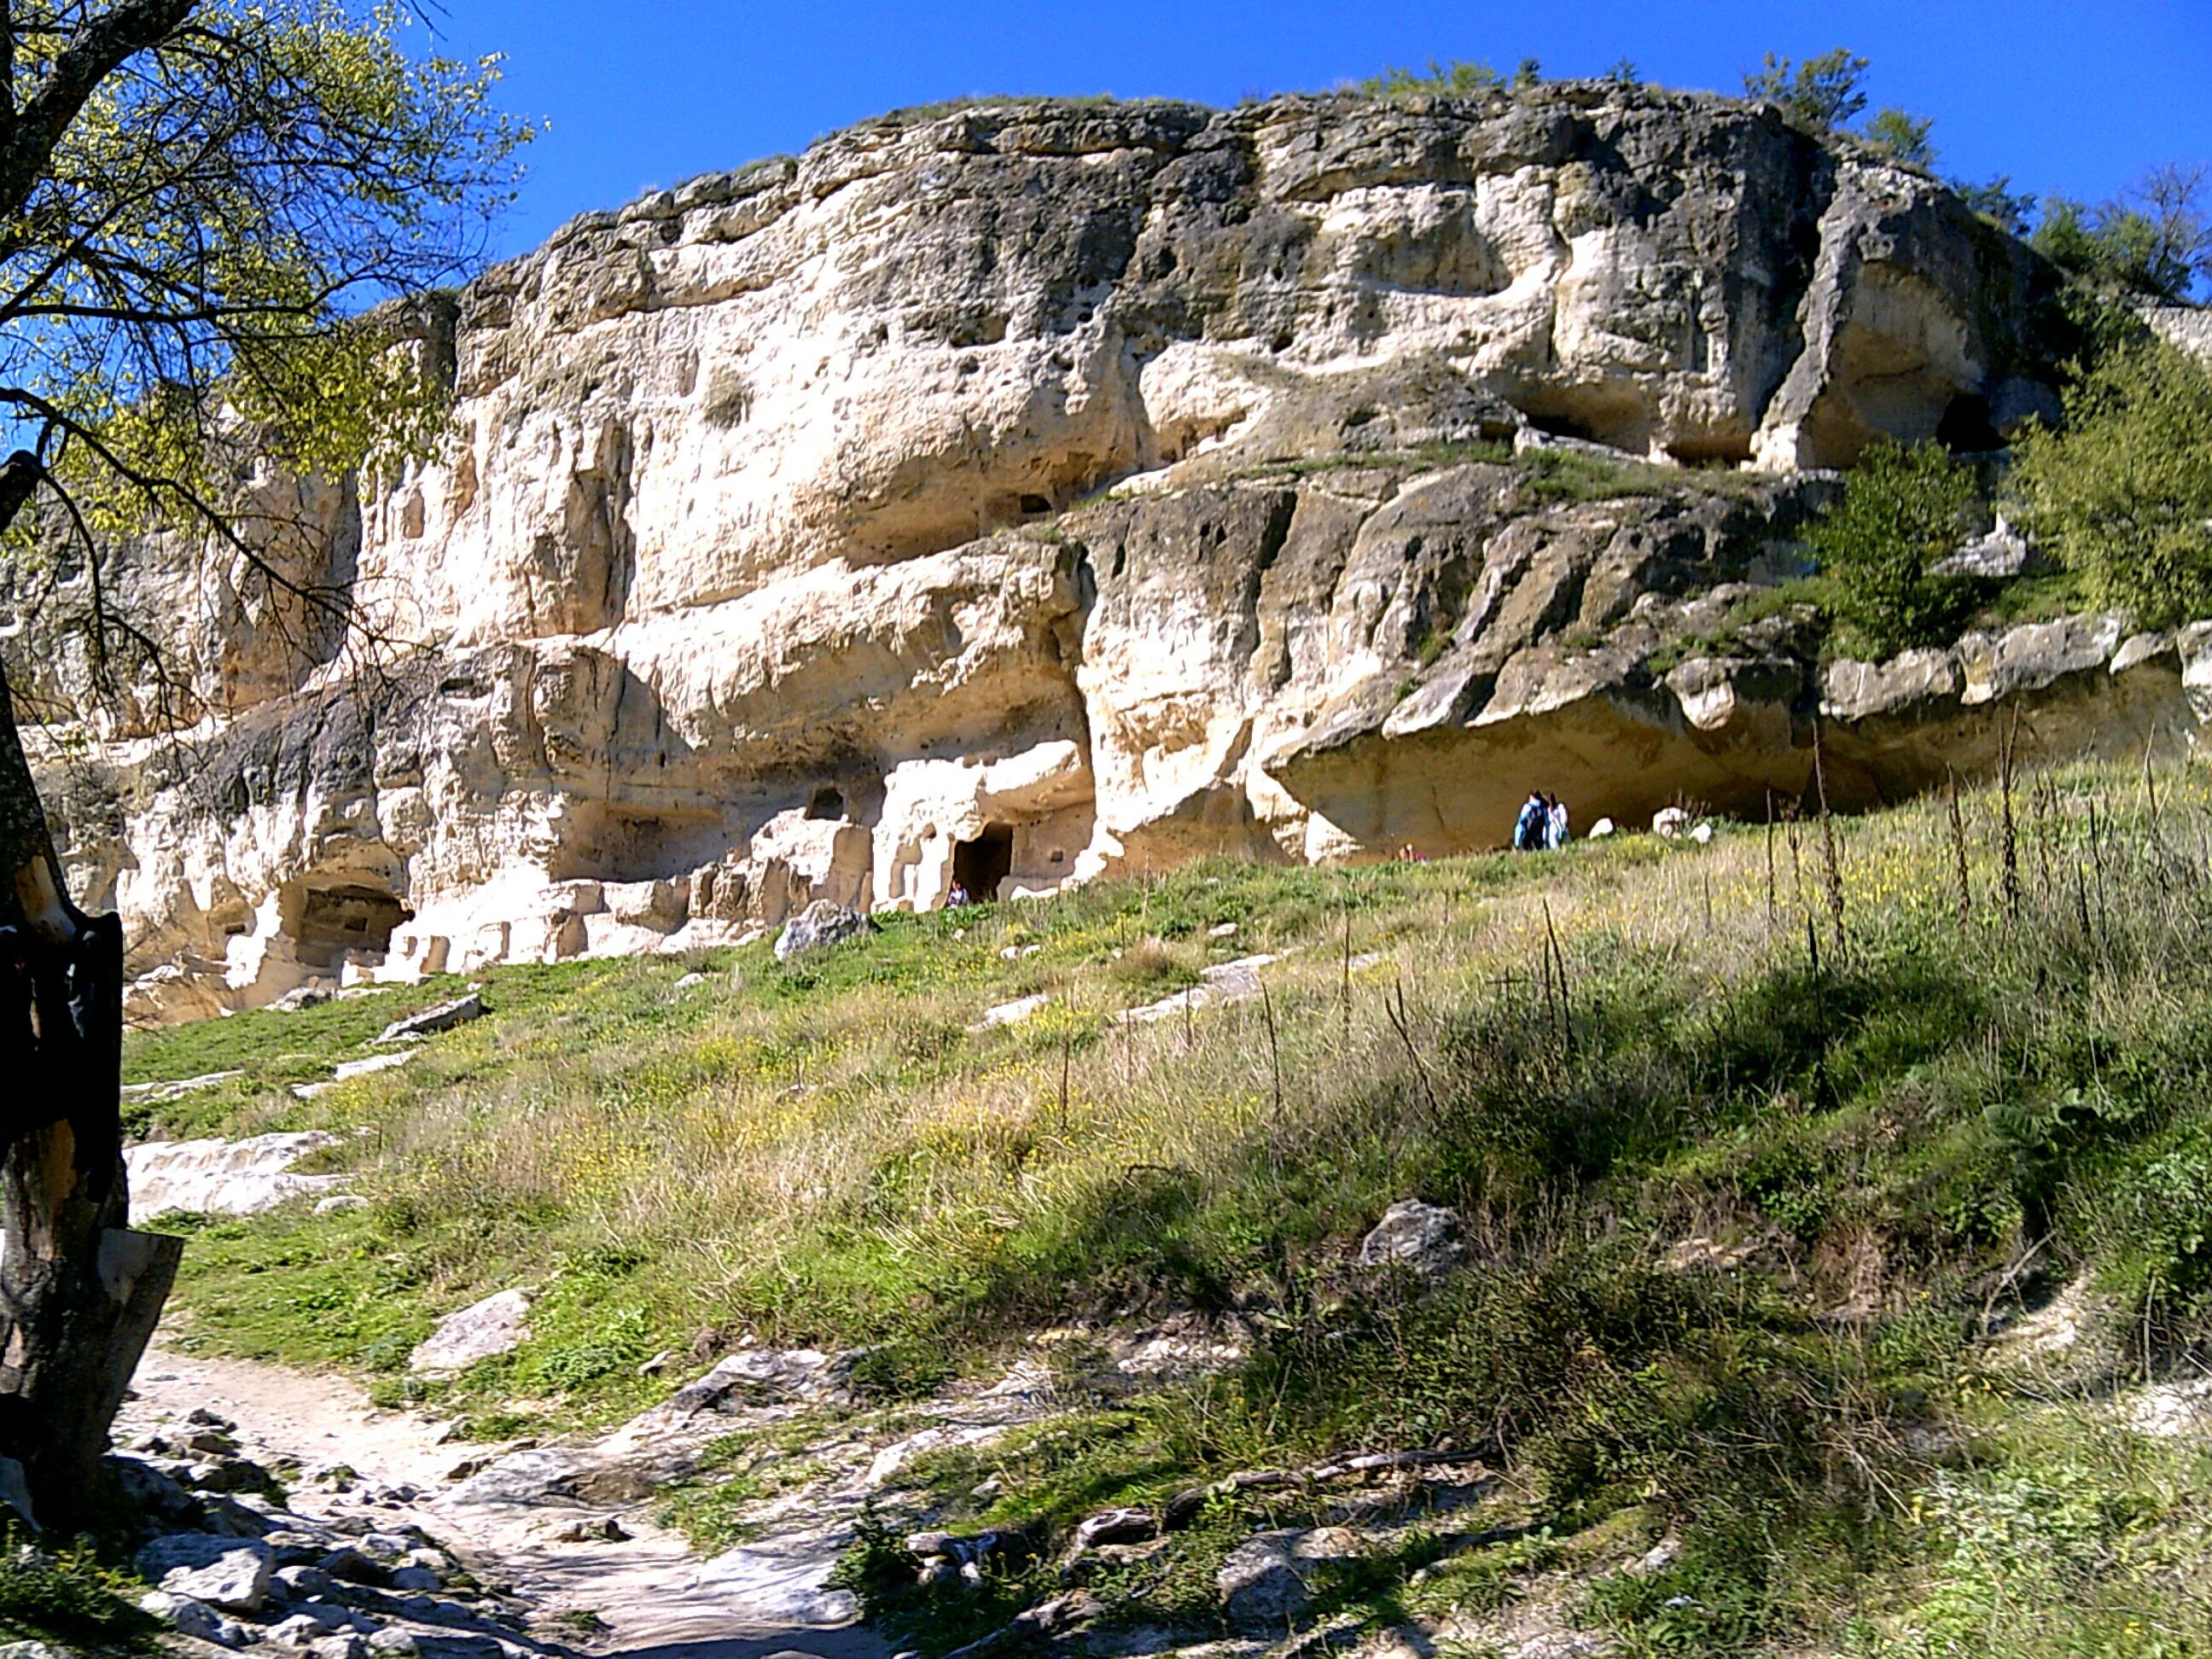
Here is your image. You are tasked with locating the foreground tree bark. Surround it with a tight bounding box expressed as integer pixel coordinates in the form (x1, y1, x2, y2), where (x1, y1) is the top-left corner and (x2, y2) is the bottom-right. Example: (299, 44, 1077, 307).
(0, 629, 179, 1532)
(0, 3, 520, 1528)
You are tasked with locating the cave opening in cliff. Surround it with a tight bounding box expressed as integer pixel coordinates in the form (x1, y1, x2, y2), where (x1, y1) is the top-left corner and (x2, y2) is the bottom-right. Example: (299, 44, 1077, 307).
(1513, 388, 1652, 457)
(806, 786, 846, 821)
(288, 880, 412, 973)
(1936, 393, 2005, 453)
(952, 824, 1015, 903)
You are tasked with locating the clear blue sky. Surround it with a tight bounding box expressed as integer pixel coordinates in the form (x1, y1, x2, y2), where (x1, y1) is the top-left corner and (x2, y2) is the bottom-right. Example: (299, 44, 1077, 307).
(423, 0, 2212, 262)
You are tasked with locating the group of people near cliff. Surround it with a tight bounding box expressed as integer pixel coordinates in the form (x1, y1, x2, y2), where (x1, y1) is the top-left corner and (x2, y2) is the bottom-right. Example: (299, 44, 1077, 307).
(1513, 790, 1571, 852)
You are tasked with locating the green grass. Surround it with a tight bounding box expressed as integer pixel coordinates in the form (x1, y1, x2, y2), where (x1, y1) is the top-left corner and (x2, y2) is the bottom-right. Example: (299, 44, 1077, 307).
(0, 1532, 159, 1653)
(1972, 566, 2088, 628)
(132, 848, 1610, 1428)
(127, 754, 2212, 1655)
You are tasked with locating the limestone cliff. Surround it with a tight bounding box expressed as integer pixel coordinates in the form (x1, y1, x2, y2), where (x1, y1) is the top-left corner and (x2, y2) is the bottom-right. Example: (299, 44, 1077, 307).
(6, 82, 2205, 1021)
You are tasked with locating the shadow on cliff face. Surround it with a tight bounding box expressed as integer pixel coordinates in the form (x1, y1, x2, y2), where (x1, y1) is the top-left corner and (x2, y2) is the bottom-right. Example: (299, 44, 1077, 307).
(1263, 633, 2203, 850)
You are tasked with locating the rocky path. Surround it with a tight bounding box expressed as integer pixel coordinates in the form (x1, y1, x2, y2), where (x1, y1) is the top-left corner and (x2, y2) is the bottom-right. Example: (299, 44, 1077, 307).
(122, 1348, 888, 1659)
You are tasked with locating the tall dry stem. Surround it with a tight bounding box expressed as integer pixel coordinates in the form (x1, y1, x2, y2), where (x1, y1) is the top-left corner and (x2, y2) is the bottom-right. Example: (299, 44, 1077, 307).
(1813, 720, 1848, 958)
(1765, 791, 1778, 934)
(1542, 899, 1575, 1062)
(1999, 708, 2023, 924)
(1946, 769, 1971, 933)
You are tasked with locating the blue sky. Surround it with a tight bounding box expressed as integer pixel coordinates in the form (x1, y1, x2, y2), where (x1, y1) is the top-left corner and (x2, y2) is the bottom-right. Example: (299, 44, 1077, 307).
(422, 0, 2212, 262)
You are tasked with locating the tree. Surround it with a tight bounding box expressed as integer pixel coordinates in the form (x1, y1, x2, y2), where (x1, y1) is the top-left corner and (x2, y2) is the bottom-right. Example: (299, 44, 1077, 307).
(2117, 162, 2212, 300)
(1805, 440, 1978, 656)
(1863, 107, 1936, 170)
(1743, 48, 1870, 130)
(1951, 175, 2035, 236)
(2033, 165, 2212, 302)
(2011, 336, 2212, 629)
(0, 1, 524, 1529)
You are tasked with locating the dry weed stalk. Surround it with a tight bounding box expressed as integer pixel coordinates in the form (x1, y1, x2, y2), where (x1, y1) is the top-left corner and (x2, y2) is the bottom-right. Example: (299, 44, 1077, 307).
(1542, 899, 1575, 1061)
(1383, 972, 1441, 1128)
(1765, 790, 1778, 934)
(1946, 769, 1971, 933)
(1999, 708, 2023, 924)
(1259, 975, 1285, 1160)
(1341, 905, 1353, 1046)
(1813, 720, 1848, 958)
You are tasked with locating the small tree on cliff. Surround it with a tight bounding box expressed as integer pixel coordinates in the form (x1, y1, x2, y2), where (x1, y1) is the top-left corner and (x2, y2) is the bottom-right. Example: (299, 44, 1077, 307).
(1743, 48, 1869, 130)
(0, 0, 524, 1528)
(2011, 335, 2212, 628)
(1804, 439, 1978, 656)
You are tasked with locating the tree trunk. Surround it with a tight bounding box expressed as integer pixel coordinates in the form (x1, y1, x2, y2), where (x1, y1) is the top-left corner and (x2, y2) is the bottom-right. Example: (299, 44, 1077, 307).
(0, 618, 180, 1532)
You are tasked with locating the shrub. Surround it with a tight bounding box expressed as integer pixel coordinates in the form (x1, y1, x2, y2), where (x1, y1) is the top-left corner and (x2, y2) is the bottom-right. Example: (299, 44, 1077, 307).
(1864, 108, 1936, 170)
(1107, 937, 1197, 997)
(1952, 176, 2034, 236)
(1804, 439, 1978, 655)
(0, 1534, 156, 1649)
(1743, 49, 1869, 130)
(2011, 336, 2212, 628)
(1349, 59, 1501, 100)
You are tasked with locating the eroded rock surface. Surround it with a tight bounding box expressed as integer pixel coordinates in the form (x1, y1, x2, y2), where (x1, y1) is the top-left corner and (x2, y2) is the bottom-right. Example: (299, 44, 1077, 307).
(9, 84, 2198, 1022)
(126, 1132, 346, 1223)
(409, 1291, 533, 1377)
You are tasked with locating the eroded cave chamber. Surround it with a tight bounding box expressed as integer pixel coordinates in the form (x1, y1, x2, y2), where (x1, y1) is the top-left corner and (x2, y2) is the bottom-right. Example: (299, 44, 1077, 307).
(278, 876, 413, 974)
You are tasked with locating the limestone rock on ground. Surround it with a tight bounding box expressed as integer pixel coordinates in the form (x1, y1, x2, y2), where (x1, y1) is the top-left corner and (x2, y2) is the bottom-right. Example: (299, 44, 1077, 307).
(1217, 1528, 1368, 1631)
(774, 901, 875, 962)
(1118, 952, 1287, 1024)
(1356, 1200, 1468, 1278)
(375, 994, 484, 1045)
(136, 1534, 275, 1612)
(408, 1289, 532, 1375)
(125, 1132, 346, 1223)
(137, 1589, 250, 1647)
(975, 992, 1051, 1030)
(120, 1069, 243, 1104)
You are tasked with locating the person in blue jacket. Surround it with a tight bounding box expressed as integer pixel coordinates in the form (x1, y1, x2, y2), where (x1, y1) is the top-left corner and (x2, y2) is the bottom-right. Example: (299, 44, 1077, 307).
(1512, 791, 1549, 852)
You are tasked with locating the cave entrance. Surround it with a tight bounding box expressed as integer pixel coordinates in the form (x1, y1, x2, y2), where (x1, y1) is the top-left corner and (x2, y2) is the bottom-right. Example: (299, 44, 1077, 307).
(1936, 393, 2004, 453)
(292, 881, 411, 973)
(952, 824, 1015, 904)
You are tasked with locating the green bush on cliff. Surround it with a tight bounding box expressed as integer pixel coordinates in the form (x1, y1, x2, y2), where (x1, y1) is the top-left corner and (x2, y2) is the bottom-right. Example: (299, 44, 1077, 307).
(2011, 335, 2212, 628)
(1348, 58, 1502, 99)
(1805, 439, 1978, 655)
(1743, 48, 1869, 130)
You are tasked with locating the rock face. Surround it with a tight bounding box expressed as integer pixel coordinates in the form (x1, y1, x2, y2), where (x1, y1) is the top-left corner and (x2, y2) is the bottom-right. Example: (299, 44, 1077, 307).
(9, 84, 2201, 1021)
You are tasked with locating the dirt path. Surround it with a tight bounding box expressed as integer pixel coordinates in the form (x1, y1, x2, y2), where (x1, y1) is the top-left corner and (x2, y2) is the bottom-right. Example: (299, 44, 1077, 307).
(124, 1348, 888, 1659)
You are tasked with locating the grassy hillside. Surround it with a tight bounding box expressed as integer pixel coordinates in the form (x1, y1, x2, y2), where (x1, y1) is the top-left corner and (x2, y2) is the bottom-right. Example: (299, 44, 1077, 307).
(125, 750, 2212, 1656)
